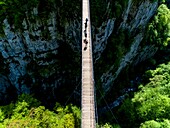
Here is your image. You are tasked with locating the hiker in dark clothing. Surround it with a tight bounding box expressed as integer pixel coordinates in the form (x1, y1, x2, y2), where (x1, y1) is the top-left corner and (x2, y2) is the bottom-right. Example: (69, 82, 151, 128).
(85, 33, 87, 37)
(84, 46, 87, 51)
(84, 22, 87, 28)
(84, 39, 88, 44)
(84, 18, 88, 29)
(86, 18, 88, 22)
(84, 29, 87, 37)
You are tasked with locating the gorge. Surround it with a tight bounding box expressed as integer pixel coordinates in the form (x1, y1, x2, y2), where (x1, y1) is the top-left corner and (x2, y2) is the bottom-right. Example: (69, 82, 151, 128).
(0, 0, 169, 126)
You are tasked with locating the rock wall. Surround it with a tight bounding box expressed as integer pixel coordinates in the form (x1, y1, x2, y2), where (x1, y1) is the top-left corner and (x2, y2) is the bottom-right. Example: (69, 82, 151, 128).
(0, 8, 81, 102)
(0, 0, 160, 102)
(93, 0, 159, 95)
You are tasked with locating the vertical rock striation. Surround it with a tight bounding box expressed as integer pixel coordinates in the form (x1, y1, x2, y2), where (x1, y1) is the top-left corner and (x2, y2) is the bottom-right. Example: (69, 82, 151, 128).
(0, 0, 161, 103)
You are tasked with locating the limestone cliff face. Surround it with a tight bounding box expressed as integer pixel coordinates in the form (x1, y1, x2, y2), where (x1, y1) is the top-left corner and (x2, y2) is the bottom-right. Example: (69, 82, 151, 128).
(0, 0, 159, 102)
(93, 0, 159, 96)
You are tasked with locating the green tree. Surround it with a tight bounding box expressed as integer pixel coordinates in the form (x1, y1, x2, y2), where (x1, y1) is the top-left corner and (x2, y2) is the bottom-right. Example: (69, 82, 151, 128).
(0, 94, 81, 128)
(140, 119, 170, 128)
(119, 62, 170, 127)
(146, 4, 170, 47)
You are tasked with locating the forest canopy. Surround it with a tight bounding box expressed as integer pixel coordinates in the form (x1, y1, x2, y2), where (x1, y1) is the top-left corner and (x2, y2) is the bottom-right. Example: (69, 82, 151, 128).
(118, 62, 170, 127)
(0, 94, 81, 128)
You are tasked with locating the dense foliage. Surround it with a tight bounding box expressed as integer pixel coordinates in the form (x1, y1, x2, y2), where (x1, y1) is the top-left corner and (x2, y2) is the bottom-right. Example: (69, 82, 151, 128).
(0, 94, 81, 128)
(118, 62, 170, 127)
(146, 4, 170, 47)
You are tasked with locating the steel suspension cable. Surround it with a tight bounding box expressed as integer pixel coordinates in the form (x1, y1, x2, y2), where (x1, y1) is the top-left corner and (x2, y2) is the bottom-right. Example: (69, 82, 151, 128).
(96, 85, 120, 126)
(64, 80, 81, 106)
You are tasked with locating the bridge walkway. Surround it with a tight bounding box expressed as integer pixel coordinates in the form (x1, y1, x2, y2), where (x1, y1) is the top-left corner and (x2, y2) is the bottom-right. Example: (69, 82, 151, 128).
(81, 0, 96, 127)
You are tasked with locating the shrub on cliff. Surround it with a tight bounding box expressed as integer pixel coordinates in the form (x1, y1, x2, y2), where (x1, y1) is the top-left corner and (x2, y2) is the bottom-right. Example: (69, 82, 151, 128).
(147, 4, 170, 47)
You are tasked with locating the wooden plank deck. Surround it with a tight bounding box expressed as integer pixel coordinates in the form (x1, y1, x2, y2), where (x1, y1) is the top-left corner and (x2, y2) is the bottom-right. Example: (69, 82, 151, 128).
(81, 0, 96, 127)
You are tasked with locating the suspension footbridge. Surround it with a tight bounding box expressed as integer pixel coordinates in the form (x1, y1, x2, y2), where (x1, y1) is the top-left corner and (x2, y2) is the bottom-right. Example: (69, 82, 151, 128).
(81, 0, 96, 127)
